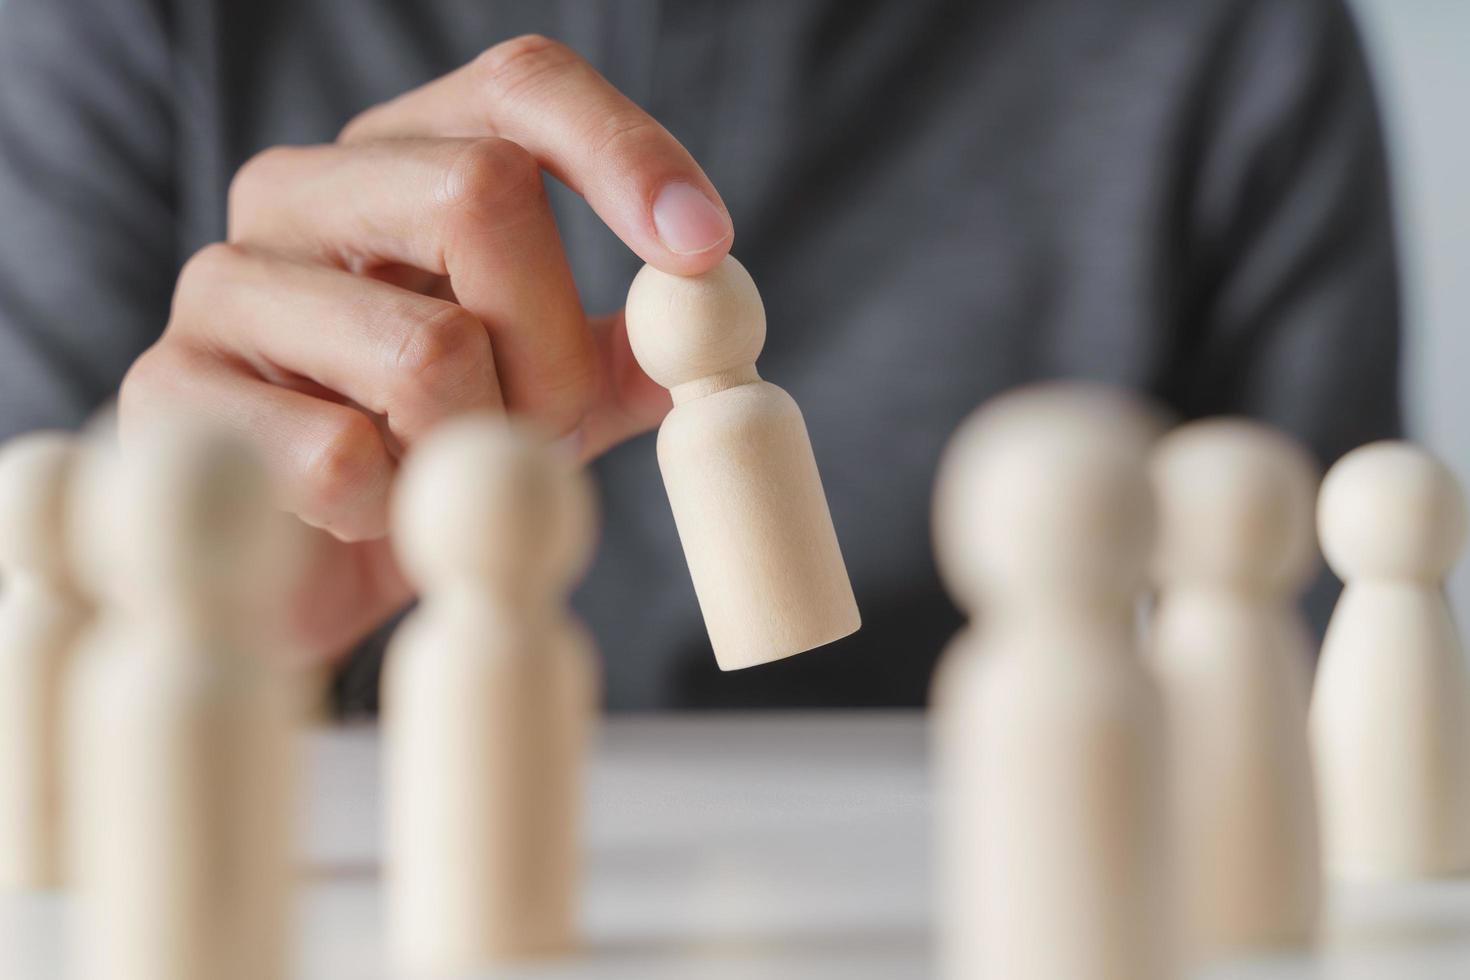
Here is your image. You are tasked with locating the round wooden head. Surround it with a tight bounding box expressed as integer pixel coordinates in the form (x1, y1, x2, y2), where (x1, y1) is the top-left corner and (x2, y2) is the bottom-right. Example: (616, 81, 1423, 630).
(933, 383, 1161, 611)
(73, 420, 287, 614)
(623, 255, 766, 389)
(392, 415, 596, 597)
(1318, 440, 1466, 584)
(1151, 418, 1320, 594)
(0, 432, 77, 584)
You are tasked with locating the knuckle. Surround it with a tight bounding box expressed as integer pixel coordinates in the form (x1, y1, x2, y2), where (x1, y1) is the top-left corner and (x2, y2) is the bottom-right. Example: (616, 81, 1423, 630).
(337, 105, 383, 143)
(301, 412, 388, 523)
(117, 343, 212, 431)
(178, 241, 239, 282)
(439, 138, 542, 218)
(391, 303, 493, 405)
(472, 34, 580, 101)
(587, 115, 665, 169)
(118, 346, 168, 415)
(172, 242, 243, 316)
(227, 145, 296, 233)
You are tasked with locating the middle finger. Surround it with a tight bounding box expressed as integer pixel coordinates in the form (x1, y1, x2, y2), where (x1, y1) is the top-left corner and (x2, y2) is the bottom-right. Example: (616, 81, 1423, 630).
(228, 137, 595, 433)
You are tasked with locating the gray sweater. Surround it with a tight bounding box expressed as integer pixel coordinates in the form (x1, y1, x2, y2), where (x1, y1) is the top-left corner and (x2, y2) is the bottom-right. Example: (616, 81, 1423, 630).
(0, 0, 1401, 710)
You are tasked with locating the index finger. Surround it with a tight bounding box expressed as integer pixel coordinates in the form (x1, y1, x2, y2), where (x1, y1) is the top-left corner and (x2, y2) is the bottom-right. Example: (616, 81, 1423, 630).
(341, 34, 734, 276)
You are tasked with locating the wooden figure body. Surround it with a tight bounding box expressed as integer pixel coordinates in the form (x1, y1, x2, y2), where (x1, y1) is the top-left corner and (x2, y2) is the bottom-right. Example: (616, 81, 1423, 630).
(384, 417, 597, 974)
(932, 384, 1173, 980)
(66, 423, 298, 980)
(1311, 441, 1470, 878)
(623, 256, 860, 670)
(0, 433, 87, 889)
(1147, 419, 1321, 960)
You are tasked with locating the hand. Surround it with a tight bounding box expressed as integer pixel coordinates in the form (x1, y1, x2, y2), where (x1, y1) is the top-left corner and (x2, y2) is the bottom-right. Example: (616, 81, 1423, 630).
(119, 35, 734, 659)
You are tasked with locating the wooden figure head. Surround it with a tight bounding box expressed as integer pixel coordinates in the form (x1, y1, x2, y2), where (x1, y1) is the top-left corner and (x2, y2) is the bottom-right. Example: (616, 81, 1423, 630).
(1151, 419, 1320, 595)
(623, 255, 766, 390)
(934, 382, 1161, 612)
(1318, 441, 1466, 584)
(391, 415, 596, 599)
(0, 432, 76, 586)
(73, 420, 288, 619)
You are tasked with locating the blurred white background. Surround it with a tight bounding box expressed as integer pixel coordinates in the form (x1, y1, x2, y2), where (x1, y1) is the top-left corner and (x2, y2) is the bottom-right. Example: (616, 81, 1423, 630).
(1350, 0, 1470, 615)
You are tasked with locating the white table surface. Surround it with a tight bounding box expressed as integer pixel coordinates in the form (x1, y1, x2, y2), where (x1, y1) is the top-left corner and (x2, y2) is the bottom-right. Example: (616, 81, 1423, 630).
(3, 711, 1470, 978)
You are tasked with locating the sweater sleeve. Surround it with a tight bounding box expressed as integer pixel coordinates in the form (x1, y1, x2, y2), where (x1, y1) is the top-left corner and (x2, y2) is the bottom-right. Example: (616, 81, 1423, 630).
(1159, 0, 1403, 466)
(0, 0, 178, 437)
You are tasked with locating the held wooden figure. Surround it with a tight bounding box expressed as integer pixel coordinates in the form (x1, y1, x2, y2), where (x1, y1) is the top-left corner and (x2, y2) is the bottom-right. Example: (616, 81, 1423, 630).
(66, 422, 299, 980)
(932, 384, 1174, 980)
(623, 256, 860, 670)
(1311, 441, 1470, 878)
(384, 416, 598, 974)
(1148, 419, 1322, 960)
(0, 433, 87, 890)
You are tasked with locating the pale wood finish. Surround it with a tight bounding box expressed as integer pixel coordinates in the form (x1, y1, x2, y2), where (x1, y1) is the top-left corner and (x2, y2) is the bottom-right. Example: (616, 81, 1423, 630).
(1148, 419, 1322, 961)
(624, 256, 860, 670)
(65, 422, 298, 980)
(1311, 441, 1470, 879)
(384, 416, 597, 973)
(931, 384, 1175, 980)
(0, 433, 87, 890)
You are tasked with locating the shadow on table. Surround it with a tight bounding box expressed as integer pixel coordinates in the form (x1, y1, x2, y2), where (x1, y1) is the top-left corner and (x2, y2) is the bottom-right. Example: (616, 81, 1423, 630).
(584, 922, 929, 968)
(301, 860, 379, 882)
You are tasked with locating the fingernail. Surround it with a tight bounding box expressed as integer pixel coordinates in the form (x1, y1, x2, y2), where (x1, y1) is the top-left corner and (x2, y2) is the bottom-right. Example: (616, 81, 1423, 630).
(652, 182, 731, 255)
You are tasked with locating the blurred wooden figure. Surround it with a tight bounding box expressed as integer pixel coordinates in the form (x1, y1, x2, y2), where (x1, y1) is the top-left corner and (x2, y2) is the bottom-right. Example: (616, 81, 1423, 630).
(384, 417, 598, 974)
(66, 422, 299, 980)
(623, 256, 860, 670)
(0, 433, 87, 889)
(1148, 419, 1321, 960)
(932, 383, 1174, 980)
(1311, 441, 1470, 878)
